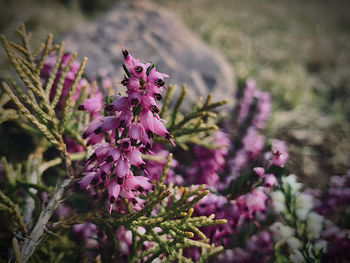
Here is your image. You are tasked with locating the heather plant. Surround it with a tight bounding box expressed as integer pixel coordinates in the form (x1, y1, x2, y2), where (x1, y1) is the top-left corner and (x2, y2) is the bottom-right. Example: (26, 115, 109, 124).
(0, 25, 226, 262)
(0, 24, 349, 263)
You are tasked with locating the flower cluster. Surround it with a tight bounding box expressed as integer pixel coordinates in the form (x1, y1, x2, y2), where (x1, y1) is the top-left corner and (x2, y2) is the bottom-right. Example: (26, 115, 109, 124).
(40, 52, 109, 153)
(270, 174, 327, 262)
(315, 170, 350, 215)
(79, 49, 175, 213)
(217, 231, 273, 263)
(177, 79, 282, 262)
(236, 79, 271, 129)
(187, 183, 273, 262)
(265, 139, 289, 168)
(224, 79, 274, 181)
(187, 131, 230, 187)
(312, 171, 350, 261)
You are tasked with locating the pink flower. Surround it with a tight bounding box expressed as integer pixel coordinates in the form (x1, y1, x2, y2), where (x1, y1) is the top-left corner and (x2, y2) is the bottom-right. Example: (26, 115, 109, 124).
(78, 96, 102, 113)
(100, 116, 120, 133)
(115, 158, 130, 178)
(254, 167, 265, 177)
(269, 139, 288, 167)
(106, 96, 129, 112)
(83, 119, 102, 139)
(264, 174, 277, 188)
(79, 48, 175, 213)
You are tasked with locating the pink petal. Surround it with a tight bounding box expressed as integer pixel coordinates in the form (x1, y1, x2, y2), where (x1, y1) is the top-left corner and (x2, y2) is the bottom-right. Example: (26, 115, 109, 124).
(115, 158, 130, 178)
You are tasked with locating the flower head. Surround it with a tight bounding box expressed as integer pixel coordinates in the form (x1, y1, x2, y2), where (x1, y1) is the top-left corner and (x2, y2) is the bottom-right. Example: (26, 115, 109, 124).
(79, 48, 174, 213)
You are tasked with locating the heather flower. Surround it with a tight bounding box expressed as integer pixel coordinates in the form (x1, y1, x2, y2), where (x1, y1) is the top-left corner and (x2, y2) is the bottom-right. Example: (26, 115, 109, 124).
(116, 226, 132, 255)
(236, 78, 271, 130)
(296, 193, 314, 220)
(187, 131, 230, 187)
(236, 187, 268, 221)
(242, 231, 273, 262)
(78, 96, 103, 113)
(220, 78, 276, 186)
(193, 193, 239, 246)
(310, 171, 350, 261)
(72, 222, 100, 260)
(252, 90, 271, 129)
(253, 167, 265, 177)
(266, 139, 289, 167)
(41, 52, 107, 153)
(237, 79, 256, 124)
(79, 49, 174, 213)
(270, 175, 329, 262)
(286, 237, 302, 250)
(242, 127, 265, 159)
(72, 222, 98, 243)
(315, 171, 350, 215)
(215, 230, 273, 263)
(322, 220, 350, 261)
(281, 174, 302, 194)
(263, 174, 278, 188)
(271, 190, 286, 213)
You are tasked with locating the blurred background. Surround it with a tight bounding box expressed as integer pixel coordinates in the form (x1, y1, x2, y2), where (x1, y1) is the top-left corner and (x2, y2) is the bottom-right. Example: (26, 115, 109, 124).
(0, 0, 349, 188)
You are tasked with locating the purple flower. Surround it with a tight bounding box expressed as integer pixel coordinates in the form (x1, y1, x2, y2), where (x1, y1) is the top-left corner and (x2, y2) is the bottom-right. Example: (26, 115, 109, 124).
(187, 131, 230, 187)
(264, 174, 278, 188)
(265, 139, 288, 167)
(79, 49, 175, 213)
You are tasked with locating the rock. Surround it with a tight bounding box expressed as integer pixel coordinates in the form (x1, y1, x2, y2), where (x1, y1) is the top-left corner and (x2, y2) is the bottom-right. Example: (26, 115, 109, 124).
(62, 1, 234, 107)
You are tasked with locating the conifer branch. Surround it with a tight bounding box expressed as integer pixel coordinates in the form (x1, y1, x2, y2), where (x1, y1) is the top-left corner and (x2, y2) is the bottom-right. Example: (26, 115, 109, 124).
(0, 25, 88, 262)
(159, 84, 175, 119)
(16, 24, 35, 67)
(2, 82, 60, 148)
(0, 90, 18, 123)
(161, 87, 226, 146)
(35, 33, 53, 75)
(51, 53, 77, 108)
(45, 41, 65, 98)
(0, 190, 28, 235)
(60, 56, 88, 133)
(169, 85, 186, 130)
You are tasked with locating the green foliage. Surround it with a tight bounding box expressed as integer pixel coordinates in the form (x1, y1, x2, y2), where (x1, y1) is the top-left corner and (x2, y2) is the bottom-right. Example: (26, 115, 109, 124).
(1, 24, 87, 161)
(0, 90, 18, 123)
(159, 84, 227, 150)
